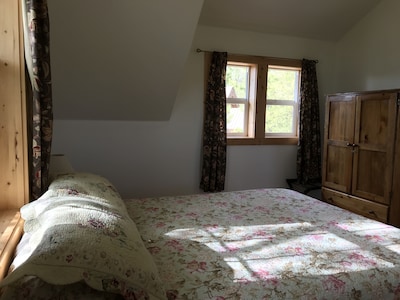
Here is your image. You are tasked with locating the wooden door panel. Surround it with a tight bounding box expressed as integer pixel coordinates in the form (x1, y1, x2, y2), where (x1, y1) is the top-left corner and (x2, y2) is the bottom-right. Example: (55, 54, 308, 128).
(322, 95, 355, 192)
(357, 98, 390, 146)
(352, 92, 397, 204)
(353, 149, 386, 202)
(323, 144, 353, 193)
(326, 95, 355, 142)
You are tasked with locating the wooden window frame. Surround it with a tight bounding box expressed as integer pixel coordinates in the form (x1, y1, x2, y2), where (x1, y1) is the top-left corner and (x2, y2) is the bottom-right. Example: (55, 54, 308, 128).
(225, 54, 302, 146)
(226, 62, 255, 138)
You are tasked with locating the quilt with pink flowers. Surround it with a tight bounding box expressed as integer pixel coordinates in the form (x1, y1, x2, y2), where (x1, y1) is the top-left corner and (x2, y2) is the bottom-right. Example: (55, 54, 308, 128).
(125, 188, 400, 300)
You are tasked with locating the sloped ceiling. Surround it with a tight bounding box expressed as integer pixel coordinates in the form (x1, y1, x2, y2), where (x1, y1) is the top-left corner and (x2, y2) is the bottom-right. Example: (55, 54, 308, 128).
(49, 0, 381, 121)
(199, 0, 382, 41)
(48, 0, 204, 120)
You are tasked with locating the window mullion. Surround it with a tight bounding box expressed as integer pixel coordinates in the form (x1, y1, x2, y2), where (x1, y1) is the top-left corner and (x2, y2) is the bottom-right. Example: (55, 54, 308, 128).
(255, 64, 267, 139)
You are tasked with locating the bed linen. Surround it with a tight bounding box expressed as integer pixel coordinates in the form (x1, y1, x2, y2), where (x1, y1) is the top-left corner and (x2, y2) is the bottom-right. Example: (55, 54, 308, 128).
(125, 188, 400, 300)
(0, 173, 166, 300)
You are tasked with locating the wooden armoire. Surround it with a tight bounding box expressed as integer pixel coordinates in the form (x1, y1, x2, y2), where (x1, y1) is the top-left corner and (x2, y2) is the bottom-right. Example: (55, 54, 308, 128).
(322, 89, 400, 227)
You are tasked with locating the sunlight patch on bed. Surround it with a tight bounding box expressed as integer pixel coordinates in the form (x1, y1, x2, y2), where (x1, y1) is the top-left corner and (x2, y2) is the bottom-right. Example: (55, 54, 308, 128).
(165, 223, 313, 241)
(386, 244, 400, 254)
(165, 222, 397, 281)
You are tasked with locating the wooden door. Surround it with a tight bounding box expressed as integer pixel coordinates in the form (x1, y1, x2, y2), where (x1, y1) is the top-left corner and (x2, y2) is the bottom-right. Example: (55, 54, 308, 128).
(322, 94, 356, 193)
(352, 92, 397, 204)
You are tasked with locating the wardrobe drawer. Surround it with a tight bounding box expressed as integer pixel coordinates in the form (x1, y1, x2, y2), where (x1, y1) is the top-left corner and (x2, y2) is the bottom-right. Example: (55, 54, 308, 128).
(322, 187, 388, 223)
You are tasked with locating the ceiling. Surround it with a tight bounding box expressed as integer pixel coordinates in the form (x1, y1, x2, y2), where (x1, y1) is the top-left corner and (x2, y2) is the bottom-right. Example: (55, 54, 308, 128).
(199, 0, 382, 41)
(50, 0, 383, 121)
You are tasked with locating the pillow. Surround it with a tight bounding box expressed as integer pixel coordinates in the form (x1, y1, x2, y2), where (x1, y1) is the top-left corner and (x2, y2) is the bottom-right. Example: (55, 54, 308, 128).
(21, 173, 127, 221)
(47, 172, 122, 200)
(1, 173, 167, 300)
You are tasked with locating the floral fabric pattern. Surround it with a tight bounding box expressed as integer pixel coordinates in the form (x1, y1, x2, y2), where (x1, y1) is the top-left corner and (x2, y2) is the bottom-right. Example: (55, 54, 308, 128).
(23, 0, 54, 200)
(297, 59, 321, 184)
(126, 188, 400, 299)
(200, 52, 228, 192)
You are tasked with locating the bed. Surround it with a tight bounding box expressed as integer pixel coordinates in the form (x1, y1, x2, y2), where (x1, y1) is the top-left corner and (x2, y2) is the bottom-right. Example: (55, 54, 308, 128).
(1, 173, 400, 299)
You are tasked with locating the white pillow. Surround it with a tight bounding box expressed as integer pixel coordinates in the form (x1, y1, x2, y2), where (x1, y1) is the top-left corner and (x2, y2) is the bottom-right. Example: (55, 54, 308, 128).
(2, 173, 166, 300)
(21, 173, 127, 221)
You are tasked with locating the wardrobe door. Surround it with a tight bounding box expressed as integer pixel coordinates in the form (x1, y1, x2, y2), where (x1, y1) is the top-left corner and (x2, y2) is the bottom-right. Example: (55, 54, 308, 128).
(352, 92, 397, 204)
(322, 94, 356, 193)
(390, 103, 400, 227)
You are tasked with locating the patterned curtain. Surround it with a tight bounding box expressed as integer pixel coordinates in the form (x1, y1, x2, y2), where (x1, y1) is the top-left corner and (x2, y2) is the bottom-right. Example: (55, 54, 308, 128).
(200, 52, 228, 192)
(22, 0, 53, 200)
(296, 59, 321, 184)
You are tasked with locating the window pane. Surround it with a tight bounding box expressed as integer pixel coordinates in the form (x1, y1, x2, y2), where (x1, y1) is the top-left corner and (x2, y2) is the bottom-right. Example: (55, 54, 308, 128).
(227, 103, 245, 134)
(265, 105, 293, 133)
(226, 65, 248, 99)
(267, 68, 298, 101)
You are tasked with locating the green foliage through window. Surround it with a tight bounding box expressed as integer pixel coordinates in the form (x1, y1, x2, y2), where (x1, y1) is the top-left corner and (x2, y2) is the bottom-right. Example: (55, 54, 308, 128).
(267, 68, 297, 101)
(225, 59, 300, 139)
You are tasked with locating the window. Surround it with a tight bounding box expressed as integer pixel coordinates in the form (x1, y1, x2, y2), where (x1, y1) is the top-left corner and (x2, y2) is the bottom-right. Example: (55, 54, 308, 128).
(225, 54, 302, 145)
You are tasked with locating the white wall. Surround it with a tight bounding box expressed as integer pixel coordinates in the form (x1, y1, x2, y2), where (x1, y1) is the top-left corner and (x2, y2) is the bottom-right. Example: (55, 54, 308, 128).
(333, 0, 400, 92)
(48, 0, 204, 121)
(52, 26, 336, 199)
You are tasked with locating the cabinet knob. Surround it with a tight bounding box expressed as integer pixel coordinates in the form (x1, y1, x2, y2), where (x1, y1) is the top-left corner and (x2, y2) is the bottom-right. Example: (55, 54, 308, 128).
(346, 143, 359, 153)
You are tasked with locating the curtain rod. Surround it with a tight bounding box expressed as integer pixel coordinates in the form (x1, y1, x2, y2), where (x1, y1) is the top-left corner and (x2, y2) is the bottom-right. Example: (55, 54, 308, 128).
(196, 48, 319, 63)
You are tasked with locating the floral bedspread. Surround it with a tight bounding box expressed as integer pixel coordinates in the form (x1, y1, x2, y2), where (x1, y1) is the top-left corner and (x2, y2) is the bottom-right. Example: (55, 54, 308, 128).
(125, 188, 400, 300)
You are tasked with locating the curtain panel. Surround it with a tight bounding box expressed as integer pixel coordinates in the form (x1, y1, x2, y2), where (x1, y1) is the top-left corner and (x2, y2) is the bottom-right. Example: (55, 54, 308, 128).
(22, 0, 53, 200)
(200, 52, 228, 192)
(296, 59, 321, 184)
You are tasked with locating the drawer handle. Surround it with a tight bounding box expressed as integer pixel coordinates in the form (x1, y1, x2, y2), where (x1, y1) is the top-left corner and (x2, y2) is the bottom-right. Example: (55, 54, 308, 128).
(327, 197, 334, 203)
(368, 210, 377, 217)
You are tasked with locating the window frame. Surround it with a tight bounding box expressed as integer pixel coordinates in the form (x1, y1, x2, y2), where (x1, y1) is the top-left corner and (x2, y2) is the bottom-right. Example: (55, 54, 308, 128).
(265, 65, 301, 138)
(225, 62, 256, 137)
(224, 54, 302, 146)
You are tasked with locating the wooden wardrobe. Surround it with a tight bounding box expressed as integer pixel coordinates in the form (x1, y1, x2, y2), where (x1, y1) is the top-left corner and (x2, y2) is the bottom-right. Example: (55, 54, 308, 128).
(322, 89, 400, 227)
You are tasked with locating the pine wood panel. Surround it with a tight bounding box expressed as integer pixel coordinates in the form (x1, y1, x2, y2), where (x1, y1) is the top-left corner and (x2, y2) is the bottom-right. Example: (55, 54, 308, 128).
(352, 92, 396, 204)
(0, 0, 27, 281)
(322, 94, 356, 193)
(324, 144, 353, 193)
(0, 209, 23, 280)
(326, 95, 356, 142)
(322, 187, 388, 223)
(0, 0, 28, 210)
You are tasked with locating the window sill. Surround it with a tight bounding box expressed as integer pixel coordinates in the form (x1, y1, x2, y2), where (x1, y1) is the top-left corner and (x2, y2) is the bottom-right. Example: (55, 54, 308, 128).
(0, 209, 23, 280)
(227, 137, 298, 145)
